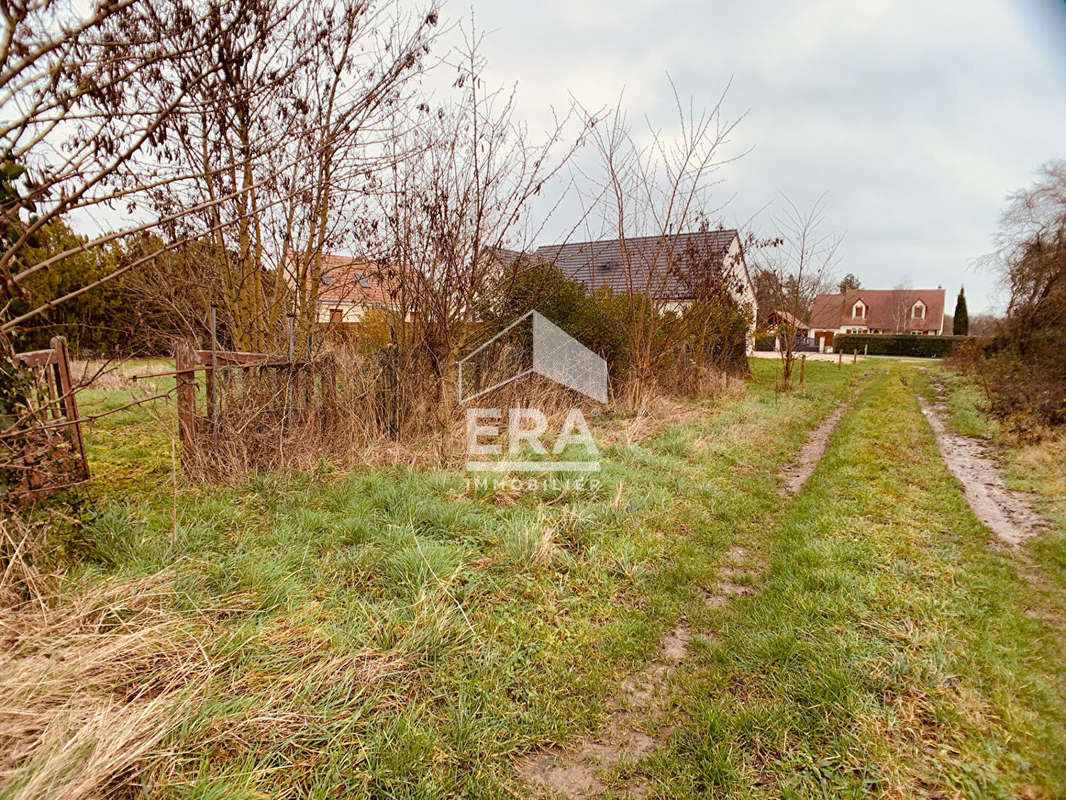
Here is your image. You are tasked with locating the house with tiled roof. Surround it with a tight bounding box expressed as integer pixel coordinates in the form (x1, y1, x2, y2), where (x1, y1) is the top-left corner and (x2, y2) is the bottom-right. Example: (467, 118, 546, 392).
(533, 229, 757, 341)
(809, 287, 946, 349)
(300, 255, 405, 326)
(766, 309, 809, 336)
(297, 234, 757, 348)
(304, 248, 525, 327)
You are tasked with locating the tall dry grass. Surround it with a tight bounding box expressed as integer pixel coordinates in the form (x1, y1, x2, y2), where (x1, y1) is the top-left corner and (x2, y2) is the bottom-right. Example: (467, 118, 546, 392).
(70, 360, 141, 391)
(1, 512, 421, 798)
(0, 516, 213, 800)
(180, 338, 747, 482)
(184, 346, 598, 479)
(182, 347, 441, 480)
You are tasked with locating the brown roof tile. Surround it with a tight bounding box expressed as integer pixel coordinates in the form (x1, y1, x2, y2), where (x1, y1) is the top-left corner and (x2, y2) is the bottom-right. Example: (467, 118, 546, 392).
(315, 255, 400, 307)
(810, 288, 945, 332)
(768, 309, 808, 329)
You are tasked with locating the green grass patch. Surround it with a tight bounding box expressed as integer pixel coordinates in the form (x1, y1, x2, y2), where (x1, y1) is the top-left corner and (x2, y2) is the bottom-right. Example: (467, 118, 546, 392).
(29, 357, 1066, 798)
(48, 358, 859, 797)
(929, 367, 1066, 613)
(643, 367, 1066, 798)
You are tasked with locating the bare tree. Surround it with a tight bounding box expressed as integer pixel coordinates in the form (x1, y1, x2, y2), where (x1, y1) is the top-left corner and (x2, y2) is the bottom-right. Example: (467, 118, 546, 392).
(978, 160, 1066, 425)
(574, 79, 745, 402)
(995, 160, 1066, 330)
(890, 278, 913, 334)
(756, 195, 841, 388)
(1, 0, 267, 343)
(967, 313, 1002, 337)
(129, 0, 440, 351)
(376, 24, 583, 428)
(1, 0, 439, 354)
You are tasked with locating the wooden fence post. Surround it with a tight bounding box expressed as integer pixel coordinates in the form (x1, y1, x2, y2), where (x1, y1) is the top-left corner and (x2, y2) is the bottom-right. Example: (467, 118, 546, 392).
(50, 336, 89, 479)
(175, 339, 197, 458)
(800, 353, 806, 385)
(837, 350, 842, 369)
(853, 349, 857, 364)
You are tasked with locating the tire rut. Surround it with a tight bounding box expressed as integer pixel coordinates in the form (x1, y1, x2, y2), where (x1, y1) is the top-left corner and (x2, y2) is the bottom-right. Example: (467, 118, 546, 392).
(514, 625, 691, 799)
(778, 400, 851, 495)
(919, 382, 1046, 546)
(516, 547, 765, 798)
(517, 388, 856, 796)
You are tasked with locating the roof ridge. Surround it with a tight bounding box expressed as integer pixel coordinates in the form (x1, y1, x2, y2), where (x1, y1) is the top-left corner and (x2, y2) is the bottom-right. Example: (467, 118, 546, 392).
(534, 228, 738, 253)
(816, 287, 946, 298)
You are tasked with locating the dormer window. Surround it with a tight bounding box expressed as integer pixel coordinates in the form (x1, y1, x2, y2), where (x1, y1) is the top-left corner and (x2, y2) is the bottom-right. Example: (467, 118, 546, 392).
(911, 300, 926, 320)
(852, 300, 866, 320)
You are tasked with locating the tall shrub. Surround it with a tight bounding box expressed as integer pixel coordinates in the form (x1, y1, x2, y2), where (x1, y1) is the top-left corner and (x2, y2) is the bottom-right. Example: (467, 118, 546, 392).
(953, 287, 969, 336)
(488, 262, 629, 380)
(979, 161, 1066, 429)
(10, 221, 161, 355)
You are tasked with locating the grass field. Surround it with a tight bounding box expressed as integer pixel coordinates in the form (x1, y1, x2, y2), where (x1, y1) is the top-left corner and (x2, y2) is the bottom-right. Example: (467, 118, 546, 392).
(8, 358, 1066, 799)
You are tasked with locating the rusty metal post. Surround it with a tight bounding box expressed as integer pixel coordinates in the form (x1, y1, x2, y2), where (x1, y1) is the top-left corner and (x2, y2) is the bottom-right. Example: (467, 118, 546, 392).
(305, 331, 313, 409)
(50, 336, 89, 479)
(320, 353, 337, 424)
(175, 339, 197, 458)
(285, 314, 296, 423)
(208, 306, 219, 438)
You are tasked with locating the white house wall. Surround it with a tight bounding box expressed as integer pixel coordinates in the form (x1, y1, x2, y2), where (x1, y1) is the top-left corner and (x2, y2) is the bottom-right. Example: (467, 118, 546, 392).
(726, 236, 758, 352)
(317, 303, 368, 324)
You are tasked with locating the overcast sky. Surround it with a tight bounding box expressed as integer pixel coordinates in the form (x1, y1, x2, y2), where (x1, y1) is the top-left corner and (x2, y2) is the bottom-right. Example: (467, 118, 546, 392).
(458, 0, 1066, 314)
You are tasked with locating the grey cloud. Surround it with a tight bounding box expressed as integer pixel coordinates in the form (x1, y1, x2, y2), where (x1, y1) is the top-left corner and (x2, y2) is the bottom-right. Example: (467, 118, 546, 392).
(464, 0, 1066, 313)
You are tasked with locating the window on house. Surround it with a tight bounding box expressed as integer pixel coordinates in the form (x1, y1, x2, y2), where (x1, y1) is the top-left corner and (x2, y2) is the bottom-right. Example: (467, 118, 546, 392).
(852, 301, 865, 319)
(912, 301, 925, 319)
(329, 308, 343, 325)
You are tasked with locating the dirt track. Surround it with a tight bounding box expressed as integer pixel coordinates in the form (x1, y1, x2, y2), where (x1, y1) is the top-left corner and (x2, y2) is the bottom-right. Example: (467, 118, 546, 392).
(778, 400, 850, 495)
(919, 390, 1046, 546)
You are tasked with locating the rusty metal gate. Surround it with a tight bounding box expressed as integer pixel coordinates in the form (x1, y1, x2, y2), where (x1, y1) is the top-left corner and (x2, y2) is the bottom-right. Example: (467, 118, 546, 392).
(2, 336, 89, 503)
